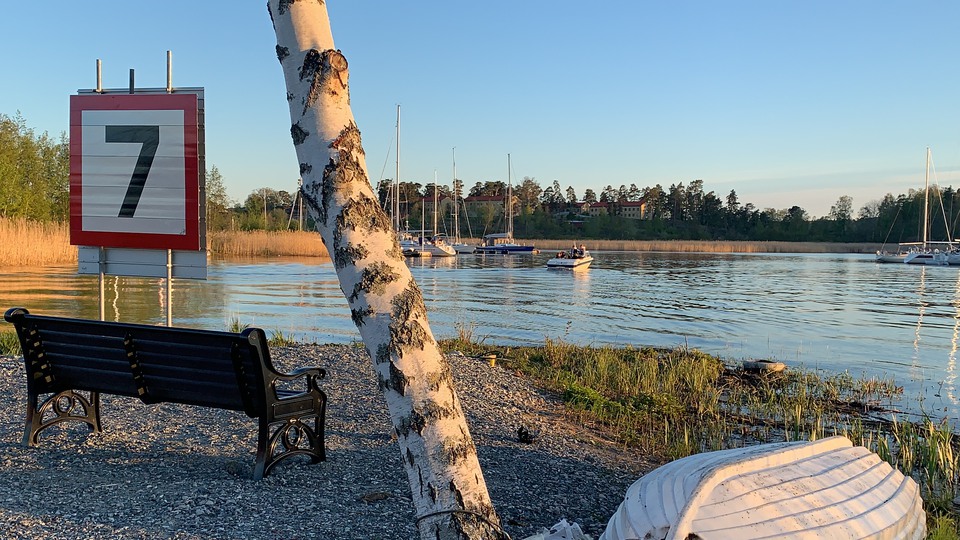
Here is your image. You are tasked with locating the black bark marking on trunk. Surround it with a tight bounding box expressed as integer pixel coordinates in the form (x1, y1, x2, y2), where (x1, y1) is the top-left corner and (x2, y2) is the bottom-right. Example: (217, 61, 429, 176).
(397, 409, 426, 437)
(275, 44, 289, 63)
(331, 121, 364, 157)
(286, 92, 294, 102)
(418, 465, 425, 497)
(318, 157, 336, 225)
(299, 162, 312, 175)
(298, 48, 349, 117)
(387, 360, 409, 396)
(439, 433, 476, 467)
(349, 261, 399, 302)
(290, 122, 309, 146)
(391, 320, 429, 358)
(323, 124, 373, 231)
(275, 0, 299, 17)
(425, 363, 454, 392)
(385, 243, 403, 260)
(375, 343, 390, 365)
(419, 402, 457, 426)
(351, 306, 373, 326)
(406, 447, 415, 467)
(388, 280, 431, 354)
(334, 242, 368, 271)
(449, 481, 465, 510)
(334, 193, 391, 241)
(428, 482, 438, 504)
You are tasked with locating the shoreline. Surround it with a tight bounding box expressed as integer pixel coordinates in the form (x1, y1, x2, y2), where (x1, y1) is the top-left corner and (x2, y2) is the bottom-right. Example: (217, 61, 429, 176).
(0, 344, 647, 539)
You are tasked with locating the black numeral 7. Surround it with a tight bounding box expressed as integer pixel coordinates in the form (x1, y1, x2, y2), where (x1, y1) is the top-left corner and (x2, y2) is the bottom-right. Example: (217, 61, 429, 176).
(105, 125, 160, 218)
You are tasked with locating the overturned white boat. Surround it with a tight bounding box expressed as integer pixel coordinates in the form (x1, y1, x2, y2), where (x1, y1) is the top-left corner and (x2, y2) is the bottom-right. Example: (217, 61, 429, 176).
(601, 436, 925, 540)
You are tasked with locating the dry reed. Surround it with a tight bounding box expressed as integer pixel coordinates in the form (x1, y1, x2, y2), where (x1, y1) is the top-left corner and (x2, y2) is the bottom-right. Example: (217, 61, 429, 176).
(528, 239, 882, 254)
(208, 230, 329, 259)
(0, 218, 74, 266)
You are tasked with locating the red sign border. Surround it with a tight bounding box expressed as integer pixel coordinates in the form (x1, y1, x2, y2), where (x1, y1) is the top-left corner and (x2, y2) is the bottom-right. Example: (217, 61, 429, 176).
(70, 93, 200, 250)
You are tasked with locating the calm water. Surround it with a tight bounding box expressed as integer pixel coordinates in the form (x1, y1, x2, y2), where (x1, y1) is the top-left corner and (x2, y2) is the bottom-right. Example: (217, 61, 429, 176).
(3, 251, 960, 420)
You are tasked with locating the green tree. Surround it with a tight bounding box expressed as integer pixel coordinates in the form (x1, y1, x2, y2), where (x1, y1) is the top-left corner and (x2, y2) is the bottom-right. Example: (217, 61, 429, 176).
(0, 113, 69, 221)
(205, 166, 233, 231)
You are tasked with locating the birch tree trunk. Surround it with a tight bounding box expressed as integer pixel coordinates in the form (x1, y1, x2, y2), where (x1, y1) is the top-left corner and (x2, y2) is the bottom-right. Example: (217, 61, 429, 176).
(267, 2, 507, 538)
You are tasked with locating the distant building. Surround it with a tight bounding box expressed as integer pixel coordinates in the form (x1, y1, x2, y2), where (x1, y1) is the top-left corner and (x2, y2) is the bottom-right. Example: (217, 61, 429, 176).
(581, 200, 648, 220)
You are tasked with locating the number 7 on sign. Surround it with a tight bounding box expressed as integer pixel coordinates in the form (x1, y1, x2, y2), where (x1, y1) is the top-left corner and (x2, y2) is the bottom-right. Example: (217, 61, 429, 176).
(105, 125, 159, 218)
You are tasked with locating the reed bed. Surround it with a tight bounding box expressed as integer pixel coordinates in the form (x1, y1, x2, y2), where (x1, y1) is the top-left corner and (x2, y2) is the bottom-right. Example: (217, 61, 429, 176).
(439, 335, 960, 536)
(208, 230, 329, 259)
(0, 218, 74, 266)
(529, 238, 882, 253)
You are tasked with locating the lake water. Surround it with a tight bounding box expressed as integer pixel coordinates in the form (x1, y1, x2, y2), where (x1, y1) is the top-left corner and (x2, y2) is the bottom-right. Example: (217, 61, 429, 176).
(3, 251, 960, 421)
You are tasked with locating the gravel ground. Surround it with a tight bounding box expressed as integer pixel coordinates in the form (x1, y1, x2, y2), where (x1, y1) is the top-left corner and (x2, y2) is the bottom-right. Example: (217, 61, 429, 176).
(0, 344, 652, 539)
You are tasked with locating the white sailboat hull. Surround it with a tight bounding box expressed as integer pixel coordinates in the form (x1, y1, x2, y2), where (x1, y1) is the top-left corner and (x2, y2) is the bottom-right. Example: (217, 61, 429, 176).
(903, 251, 948, 265)
(600, 436, 925, 540)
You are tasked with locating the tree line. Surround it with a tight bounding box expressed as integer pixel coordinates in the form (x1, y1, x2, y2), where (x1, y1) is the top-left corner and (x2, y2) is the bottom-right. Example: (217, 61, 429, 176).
(1, 111, 953, 244)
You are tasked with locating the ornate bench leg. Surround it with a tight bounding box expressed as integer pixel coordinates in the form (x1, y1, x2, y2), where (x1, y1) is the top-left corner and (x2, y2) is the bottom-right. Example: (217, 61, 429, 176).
(23, 390, 102, 447)
(253, 414, 325, 480)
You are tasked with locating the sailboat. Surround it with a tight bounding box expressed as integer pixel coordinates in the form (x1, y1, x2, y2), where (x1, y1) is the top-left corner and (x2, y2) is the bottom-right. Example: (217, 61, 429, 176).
(387, 106, 453, 258)
(474, 154, 536, 254)
(416, 171, 456, 257)
(389, 105, 422, 255)
(450, 148, 476, 254)
(902, 148, 948, 266)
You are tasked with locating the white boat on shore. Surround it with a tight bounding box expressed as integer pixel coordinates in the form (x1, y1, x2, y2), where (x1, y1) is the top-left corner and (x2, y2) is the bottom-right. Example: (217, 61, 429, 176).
(546, 247, 593, 269)
(600, 436, 925, 540)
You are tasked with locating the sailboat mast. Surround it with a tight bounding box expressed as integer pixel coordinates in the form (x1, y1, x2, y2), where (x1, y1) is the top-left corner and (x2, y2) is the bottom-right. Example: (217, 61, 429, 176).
(924, 146, 930, 245)
(394, 105, 401, 232)
(507, 153, 513, 237)
(433, 170, 439, 238)
(452, 147, 459, 242)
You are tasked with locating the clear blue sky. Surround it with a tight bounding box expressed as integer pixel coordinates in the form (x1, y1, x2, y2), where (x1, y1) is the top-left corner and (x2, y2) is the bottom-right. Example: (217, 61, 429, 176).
(2, 1, 958, 218)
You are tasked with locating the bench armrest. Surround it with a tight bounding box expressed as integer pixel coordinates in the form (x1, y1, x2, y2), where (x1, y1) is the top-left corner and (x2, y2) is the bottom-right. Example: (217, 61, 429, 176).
(269, 366, 327, 396)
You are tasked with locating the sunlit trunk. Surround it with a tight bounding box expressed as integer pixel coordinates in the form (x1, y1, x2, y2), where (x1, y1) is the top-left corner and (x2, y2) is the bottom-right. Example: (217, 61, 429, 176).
(267, 2, 505, 538)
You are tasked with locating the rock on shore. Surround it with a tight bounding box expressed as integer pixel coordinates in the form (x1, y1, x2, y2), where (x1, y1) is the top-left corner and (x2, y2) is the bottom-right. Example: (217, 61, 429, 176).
(0, 344, 649, 539)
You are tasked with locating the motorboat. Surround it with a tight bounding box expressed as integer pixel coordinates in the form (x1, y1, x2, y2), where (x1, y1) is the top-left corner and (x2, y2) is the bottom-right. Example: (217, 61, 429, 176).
(546, 247, 593, 269)
(600, 436, 925, 540)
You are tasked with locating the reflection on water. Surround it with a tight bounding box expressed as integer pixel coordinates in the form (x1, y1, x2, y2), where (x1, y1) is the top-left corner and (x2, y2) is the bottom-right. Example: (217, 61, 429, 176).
(4, 252, 960, 420)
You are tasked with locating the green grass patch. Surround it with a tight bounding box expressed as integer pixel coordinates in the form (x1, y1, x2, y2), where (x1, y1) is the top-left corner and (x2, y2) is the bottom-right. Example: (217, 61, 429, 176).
(438, 336, 960, 538)
(0, 330, 19, 356)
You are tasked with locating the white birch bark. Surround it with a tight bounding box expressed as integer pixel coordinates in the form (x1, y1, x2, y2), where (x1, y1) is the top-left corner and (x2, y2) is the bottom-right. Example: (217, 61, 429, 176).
(267, 2, 506, 538)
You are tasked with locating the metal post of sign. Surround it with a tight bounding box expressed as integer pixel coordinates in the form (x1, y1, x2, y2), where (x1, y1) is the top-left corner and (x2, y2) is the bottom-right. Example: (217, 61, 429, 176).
(96, 61, 105, 322)
(98, 247, 105, 321)
(165, 250, 173, 327)
(165, 51, 174, 327)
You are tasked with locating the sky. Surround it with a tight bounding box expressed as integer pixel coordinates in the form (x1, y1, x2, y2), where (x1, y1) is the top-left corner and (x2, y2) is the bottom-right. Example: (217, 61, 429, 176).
(2, 1, 959, 219)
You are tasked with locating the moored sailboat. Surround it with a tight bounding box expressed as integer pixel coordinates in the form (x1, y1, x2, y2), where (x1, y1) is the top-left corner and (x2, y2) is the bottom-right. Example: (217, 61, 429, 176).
(877, 148, 951, 266)
(474, 154, 536, 254)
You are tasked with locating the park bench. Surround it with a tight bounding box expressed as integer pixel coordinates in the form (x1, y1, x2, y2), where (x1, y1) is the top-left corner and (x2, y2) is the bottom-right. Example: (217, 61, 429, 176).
(3, 307, 327, 480)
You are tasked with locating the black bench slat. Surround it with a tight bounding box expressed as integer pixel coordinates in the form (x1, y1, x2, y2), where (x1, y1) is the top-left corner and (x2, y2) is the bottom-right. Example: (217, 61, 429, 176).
(48, 367, 140, 397)
(4, 307, 327, 480)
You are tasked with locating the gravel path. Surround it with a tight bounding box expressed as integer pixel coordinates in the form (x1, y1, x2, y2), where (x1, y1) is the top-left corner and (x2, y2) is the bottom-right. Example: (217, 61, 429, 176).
(0, 344, 652, 539)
